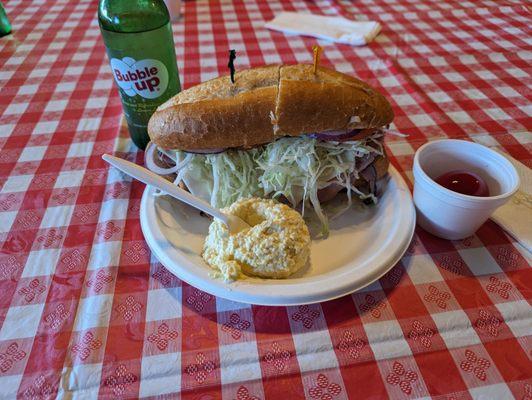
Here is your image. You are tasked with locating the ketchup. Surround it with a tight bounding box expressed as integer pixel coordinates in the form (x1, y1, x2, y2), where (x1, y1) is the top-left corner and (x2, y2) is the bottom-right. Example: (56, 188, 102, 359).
(435, 170, 489, 197)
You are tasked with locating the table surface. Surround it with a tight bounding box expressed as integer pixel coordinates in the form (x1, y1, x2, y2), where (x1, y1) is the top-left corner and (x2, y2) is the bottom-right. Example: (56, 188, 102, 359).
(0, 0, 531, 398)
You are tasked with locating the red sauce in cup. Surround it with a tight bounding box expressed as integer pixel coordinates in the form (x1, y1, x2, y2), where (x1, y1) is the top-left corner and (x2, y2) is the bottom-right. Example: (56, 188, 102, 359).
(435, 170, 490, 197)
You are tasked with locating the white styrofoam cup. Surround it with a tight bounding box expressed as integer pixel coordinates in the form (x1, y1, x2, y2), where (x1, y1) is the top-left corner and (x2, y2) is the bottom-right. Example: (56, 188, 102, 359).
(413, 139, 519, 240)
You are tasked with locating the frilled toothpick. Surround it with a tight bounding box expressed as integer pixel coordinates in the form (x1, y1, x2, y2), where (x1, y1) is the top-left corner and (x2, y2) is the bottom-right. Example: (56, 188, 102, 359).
(313, 45, 322, 74)
(228, 49, 236, 83)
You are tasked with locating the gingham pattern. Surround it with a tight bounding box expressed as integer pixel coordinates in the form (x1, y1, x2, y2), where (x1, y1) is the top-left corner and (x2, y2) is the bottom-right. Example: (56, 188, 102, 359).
(0, 0, 531, 398)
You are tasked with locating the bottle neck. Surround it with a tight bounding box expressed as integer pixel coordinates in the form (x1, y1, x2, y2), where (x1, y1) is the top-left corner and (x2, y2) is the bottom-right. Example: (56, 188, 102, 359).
(98, 0, 170, 33)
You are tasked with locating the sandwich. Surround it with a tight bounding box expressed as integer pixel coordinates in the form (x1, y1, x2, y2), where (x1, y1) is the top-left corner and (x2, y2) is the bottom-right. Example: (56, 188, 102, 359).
(146, 64, 394, 234)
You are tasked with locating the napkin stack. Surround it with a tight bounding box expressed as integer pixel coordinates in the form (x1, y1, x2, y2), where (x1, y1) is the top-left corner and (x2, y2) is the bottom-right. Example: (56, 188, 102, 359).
(491, 149, 532, 253)
(265, 12, 381, 46)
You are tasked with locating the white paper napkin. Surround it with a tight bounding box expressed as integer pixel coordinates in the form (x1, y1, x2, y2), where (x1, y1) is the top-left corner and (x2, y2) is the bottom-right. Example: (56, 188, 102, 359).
(265, 12, 381, 46)
(491, 149, 532, 253)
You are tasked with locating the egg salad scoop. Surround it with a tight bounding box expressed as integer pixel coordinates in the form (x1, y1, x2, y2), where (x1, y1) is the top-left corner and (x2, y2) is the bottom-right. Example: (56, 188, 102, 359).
(202, 198, 311, 281)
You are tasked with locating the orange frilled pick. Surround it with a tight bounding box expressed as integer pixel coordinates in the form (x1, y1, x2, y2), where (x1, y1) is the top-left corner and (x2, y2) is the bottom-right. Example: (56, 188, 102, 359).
(312, 45, 322, 74)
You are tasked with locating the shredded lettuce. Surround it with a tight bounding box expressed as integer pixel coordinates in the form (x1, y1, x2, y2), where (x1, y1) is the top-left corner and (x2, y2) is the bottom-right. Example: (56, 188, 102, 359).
(171, 133, 384, 236)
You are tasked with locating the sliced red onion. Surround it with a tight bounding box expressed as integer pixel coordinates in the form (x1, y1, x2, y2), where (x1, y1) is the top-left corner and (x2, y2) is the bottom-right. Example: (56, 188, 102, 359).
(384, 129, 409, 137)
(309, 129, 361, 141)
(145, 142, 183, 175)
(185, 148, 226, 154)
(158, 147, 177, 162)
(144, 142, 196, 175)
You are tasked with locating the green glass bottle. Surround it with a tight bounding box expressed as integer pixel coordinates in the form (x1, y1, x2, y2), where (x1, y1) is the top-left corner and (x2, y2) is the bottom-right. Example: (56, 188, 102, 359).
(0, 2, 12, 37)
(98, 0, 181, 150)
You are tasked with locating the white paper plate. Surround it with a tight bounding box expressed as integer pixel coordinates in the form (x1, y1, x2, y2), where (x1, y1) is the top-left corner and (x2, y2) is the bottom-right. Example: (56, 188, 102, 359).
(140, 166, 415, 306)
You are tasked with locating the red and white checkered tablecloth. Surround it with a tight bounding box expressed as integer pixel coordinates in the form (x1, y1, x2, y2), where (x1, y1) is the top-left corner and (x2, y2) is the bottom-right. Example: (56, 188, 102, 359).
(0, 0, 531, 398)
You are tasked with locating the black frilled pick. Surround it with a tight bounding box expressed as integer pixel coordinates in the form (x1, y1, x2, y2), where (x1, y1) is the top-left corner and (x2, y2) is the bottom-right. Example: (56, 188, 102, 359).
(228, 49, 236, 83)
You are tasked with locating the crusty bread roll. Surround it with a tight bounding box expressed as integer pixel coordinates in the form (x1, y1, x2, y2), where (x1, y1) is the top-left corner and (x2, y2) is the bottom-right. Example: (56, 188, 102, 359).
(275, 65, 392, 138)
(148, 64, 393, 150)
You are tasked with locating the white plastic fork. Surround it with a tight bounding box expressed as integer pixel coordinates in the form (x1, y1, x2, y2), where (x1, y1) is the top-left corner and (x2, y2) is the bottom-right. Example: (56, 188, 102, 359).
(102, 154, 250, 234)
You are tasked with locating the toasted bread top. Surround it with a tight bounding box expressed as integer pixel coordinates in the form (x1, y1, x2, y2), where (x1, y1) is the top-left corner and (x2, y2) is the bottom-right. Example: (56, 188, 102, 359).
(148, 64, 393, 150)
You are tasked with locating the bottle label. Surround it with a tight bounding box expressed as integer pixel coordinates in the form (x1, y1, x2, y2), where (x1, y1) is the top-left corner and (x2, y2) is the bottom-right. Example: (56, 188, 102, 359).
(110, 57, 169, 99)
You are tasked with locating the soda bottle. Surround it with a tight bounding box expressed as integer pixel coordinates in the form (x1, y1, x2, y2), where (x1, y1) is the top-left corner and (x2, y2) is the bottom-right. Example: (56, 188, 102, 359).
(98, 0, 181, 150)
(0, 2, 12, 37)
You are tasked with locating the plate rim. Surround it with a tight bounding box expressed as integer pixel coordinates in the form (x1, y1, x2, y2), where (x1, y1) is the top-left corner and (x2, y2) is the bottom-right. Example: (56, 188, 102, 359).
(140, 166, 416, 306)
